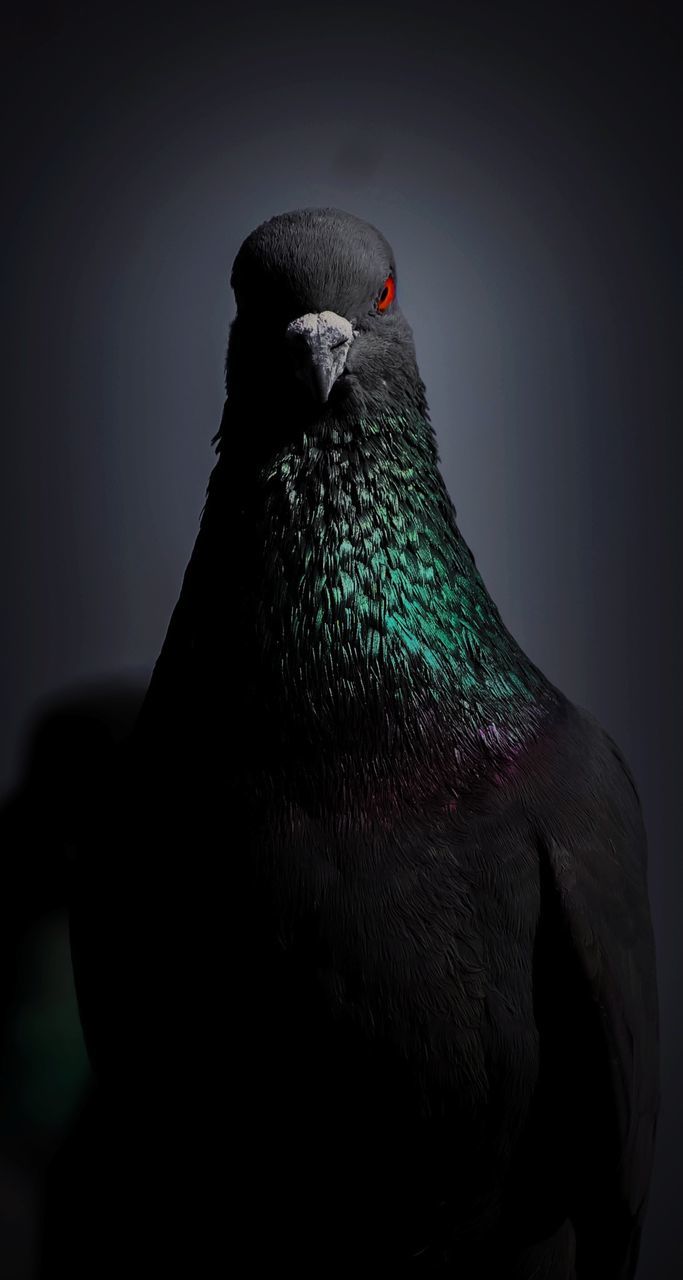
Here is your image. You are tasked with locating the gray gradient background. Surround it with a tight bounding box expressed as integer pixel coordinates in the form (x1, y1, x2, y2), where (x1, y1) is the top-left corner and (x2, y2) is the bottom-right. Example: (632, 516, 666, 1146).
(1, 3, 681, 1275)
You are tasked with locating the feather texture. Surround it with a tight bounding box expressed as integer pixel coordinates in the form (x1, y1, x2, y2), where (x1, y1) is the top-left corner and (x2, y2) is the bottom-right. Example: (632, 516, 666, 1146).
(66, 208, 658, 1278)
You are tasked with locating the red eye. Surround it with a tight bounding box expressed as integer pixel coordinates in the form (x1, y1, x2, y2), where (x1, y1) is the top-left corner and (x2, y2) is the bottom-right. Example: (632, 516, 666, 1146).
(376, 274, 395, 312)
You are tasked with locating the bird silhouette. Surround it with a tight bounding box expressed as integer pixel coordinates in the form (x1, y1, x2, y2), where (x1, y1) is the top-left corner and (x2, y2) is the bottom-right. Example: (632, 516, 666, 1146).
(68, 208, 659, 1278)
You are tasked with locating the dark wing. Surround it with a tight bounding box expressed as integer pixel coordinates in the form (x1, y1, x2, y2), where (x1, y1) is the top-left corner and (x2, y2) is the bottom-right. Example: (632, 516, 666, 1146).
(535, 710, 659, 1279)
(69, 440, 233, 1082)
(68, 401, 257, 1090)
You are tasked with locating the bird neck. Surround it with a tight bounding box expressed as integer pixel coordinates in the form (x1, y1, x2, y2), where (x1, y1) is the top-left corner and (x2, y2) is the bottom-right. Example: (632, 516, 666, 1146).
(219, 400, 560, 803)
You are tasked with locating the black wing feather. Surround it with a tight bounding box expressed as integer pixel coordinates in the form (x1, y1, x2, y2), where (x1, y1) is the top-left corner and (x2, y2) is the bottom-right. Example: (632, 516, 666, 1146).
(536, 712, 659, 1278)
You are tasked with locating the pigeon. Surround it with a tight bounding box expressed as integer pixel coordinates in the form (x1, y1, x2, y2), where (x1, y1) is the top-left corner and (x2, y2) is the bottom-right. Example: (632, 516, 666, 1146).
(69, 208, 659, 1277)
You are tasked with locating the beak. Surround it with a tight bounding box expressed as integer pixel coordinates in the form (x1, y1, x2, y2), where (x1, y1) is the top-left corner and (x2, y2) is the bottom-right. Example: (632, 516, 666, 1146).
(286, 310, 354, 404)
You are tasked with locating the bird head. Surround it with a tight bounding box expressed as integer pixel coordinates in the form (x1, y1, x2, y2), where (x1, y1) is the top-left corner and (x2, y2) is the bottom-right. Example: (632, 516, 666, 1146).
(226, 208, 426, 421)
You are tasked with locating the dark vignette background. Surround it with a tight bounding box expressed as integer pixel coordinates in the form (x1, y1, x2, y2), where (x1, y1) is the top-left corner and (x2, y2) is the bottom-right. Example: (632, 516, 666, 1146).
(0, 3, 680, 1276)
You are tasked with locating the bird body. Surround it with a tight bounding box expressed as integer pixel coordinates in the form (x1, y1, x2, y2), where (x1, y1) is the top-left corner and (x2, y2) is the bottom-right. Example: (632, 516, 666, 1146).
(67, 208, 658, 1277)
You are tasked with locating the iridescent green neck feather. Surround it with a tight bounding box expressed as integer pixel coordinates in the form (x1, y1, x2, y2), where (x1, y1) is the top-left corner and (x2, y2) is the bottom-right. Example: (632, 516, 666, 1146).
(220, 400, 560, 799)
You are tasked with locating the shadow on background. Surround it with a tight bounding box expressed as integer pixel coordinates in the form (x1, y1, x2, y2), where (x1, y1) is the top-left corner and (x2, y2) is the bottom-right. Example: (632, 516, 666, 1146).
(0, 680, 145, 1278)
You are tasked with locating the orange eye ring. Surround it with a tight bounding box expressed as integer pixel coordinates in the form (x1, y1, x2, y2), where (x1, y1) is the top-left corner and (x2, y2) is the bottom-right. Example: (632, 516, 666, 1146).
(376, 274, 395, 312)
